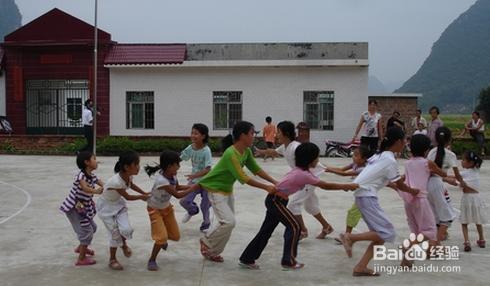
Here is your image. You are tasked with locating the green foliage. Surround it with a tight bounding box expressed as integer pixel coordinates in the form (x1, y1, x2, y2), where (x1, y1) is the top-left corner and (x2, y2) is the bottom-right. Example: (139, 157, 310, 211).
(57, 137, 221, 155)
(57, 138, 86, 153)
(0, 140, 16, 153)
(424, 114, 490, 137)
(451, 140, 489, 156)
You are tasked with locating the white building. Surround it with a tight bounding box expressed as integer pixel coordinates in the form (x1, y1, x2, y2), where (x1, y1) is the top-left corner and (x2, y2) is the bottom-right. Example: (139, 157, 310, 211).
(106, 42, 369, 153)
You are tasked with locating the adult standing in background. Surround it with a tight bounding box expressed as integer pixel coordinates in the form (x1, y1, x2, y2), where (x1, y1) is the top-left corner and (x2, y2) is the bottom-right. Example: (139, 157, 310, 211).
(461, 111, 486, 156)
(411, 109, 427, 132)
(80, 99, 95, 153)
(386, 111, 405, 131)
(352, 99, 383, 155)
(427, 106, 444, 147)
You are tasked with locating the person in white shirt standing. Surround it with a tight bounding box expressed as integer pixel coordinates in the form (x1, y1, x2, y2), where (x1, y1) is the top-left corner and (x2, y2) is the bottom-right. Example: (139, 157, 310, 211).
(461, 111, 486, 156)
(411, 109, 427, 133)
(80, 99, 94, 153)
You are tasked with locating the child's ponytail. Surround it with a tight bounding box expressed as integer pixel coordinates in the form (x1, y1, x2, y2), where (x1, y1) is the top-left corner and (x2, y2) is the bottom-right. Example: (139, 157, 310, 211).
(145, 150, 182, 176)
(434, 127, 451, 168)
(221, 121, 255, 152)
(379, 127, 405, 153)
(144, 164, 161, 177)
(114, 151, 140, 173)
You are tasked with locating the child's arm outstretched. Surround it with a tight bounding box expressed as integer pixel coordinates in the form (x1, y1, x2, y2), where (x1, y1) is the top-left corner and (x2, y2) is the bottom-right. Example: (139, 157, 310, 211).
(129, 181, 151, 196)
(255, 169, 278, 185)
(80, 179, 103, 195)
(246, 179, 277, 194)
(392, 178, 419, 196)
(325, 165, 358, 177)
(186, 166, 211, 181)
(113, 188, 149, 201)
(314, 180, 359, 192)
(161, 184, 200, 199)
(255, 148, 281, 159)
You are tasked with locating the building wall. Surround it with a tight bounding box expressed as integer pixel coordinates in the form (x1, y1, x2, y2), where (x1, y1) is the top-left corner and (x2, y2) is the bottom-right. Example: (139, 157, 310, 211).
(4, 45, 111, 135)
(110, 66, 368, 152)
(369, 96, 419, 135)
(0, 72, 5, 116)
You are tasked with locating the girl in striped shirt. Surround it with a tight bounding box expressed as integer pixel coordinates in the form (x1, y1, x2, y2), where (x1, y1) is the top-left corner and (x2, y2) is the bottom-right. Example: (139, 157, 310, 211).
(60, 151, 104, 266)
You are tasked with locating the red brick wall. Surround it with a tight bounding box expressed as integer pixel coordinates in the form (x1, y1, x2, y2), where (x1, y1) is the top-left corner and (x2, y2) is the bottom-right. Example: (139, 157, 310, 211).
(4, 45, 111, 135)
(369, 96, 419, 135)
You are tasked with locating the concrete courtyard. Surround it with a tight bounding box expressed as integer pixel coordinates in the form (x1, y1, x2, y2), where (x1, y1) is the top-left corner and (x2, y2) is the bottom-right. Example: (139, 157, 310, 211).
(0, 155, 488, 286)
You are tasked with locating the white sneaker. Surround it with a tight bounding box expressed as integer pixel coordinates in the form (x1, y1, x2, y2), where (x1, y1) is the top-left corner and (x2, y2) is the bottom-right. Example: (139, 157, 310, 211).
(182, 213, 192, 223)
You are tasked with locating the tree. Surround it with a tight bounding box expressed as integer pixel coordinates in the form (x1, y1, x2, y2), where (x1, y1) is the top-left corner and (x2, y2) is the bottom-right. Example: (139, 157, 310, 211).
(476, 86, 490, 121)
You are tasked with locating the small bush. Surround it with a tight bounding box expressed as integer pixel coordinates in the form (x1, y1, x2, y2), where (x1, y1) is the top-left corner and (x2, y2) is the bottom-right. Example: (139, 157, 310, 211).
(0, 141, 17, 153)
(97, 137, 135, 154)
(451, 139, 488, 156)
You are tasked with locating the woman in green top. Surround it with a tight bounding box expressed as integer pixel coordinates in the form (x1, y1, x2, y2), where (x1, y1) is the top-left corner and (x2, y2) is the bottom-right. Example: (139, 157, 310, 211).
(198, 121, 278, 262)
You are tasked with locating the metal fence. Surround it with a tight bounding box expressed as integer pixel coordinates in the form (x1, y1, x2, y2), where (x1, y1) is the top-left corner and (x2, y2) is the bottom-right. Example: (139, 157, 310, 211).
(25, 80, 89, 134)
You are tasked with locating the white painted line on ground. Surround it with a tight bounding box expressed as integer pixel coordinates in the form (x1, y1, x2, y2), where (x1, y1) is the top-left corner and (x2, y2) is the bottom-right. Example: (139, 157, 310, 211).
(0, 181, 32, 225)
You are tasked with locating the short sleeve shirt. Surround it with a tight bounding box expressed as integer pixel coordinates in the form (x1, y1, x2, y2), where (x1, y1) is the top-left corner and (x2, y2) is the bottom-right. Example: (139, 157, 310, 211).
(102, 174, 131, 202)
(362, 111, 382, 138)
(353, 151, 401, 197)
(199, 146, 261, 194)
(277, 168, 321, 196)
(82, 108, 93, 126)
(147, 173, 175, 209)
(427, 118, 444, 146)
(427, 147, 457, 173)
(460, 169, 480, 191)
(180, 144, 213, 183)
(275, 141, 301, 169)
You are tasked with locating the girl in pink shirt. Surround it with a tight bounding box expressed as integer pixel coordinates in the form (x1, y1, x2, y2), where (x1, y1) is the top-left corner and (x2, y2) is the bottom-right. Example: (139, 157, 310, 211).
(397, 134, 446, 267)
(239, 143, 358, 270)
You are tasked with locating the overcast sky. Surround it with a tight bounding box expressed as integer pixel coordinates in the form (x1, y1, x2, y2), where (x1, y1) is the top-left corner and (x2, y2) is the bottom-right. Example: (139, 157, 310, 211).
(15, 0, 477, 89)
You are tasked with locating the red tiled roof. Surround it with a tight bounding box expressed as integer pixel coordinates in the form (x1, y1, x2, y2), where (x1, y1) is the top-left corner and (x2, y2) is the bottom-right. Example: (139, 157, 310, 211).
(104, 44, 186, 65)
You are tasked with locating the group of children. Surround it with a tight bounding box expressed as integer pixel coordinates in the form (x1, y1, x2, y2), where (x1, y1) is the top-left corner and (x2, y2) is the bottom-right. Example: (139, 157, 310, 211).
(59, 120, 487, 276)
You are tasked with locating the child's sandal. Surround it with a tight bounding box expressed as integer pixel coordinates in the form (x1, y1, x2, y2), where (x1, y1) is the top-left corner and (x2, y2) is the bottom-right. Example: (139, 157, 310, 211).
(477, 240, 486, 248)
(200, 238, 210, 257)
(206, 254, 224, 263)
(109, 259, 123, 270)
(75, 257, 96, 266)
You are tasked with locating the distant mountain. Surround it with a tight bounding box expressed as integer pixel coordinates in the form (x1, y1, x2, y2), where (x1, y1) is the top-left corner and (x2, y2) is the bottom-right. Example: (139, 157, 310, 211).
(368, 76, 387, 94)
(396, 0, 490, 113)
(0, 0, 21, 39)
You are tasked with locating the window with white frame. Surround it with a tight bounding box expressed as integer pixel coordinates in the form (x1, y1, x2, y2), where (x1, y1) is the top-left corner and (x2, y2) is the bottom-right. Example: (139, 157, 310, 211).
(213, 91, 242, 130)
(303, 91, 334, 130)
(126, 91, 154, 129)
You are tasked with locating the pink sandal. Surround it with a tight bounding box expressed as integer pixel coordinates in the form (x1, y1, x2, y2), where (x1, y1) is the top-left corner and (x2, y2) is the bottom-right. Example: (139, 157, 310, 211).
(200, 238, 224, 263)
(477, 240, 486, 248)
(75, 257, 96, 266)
